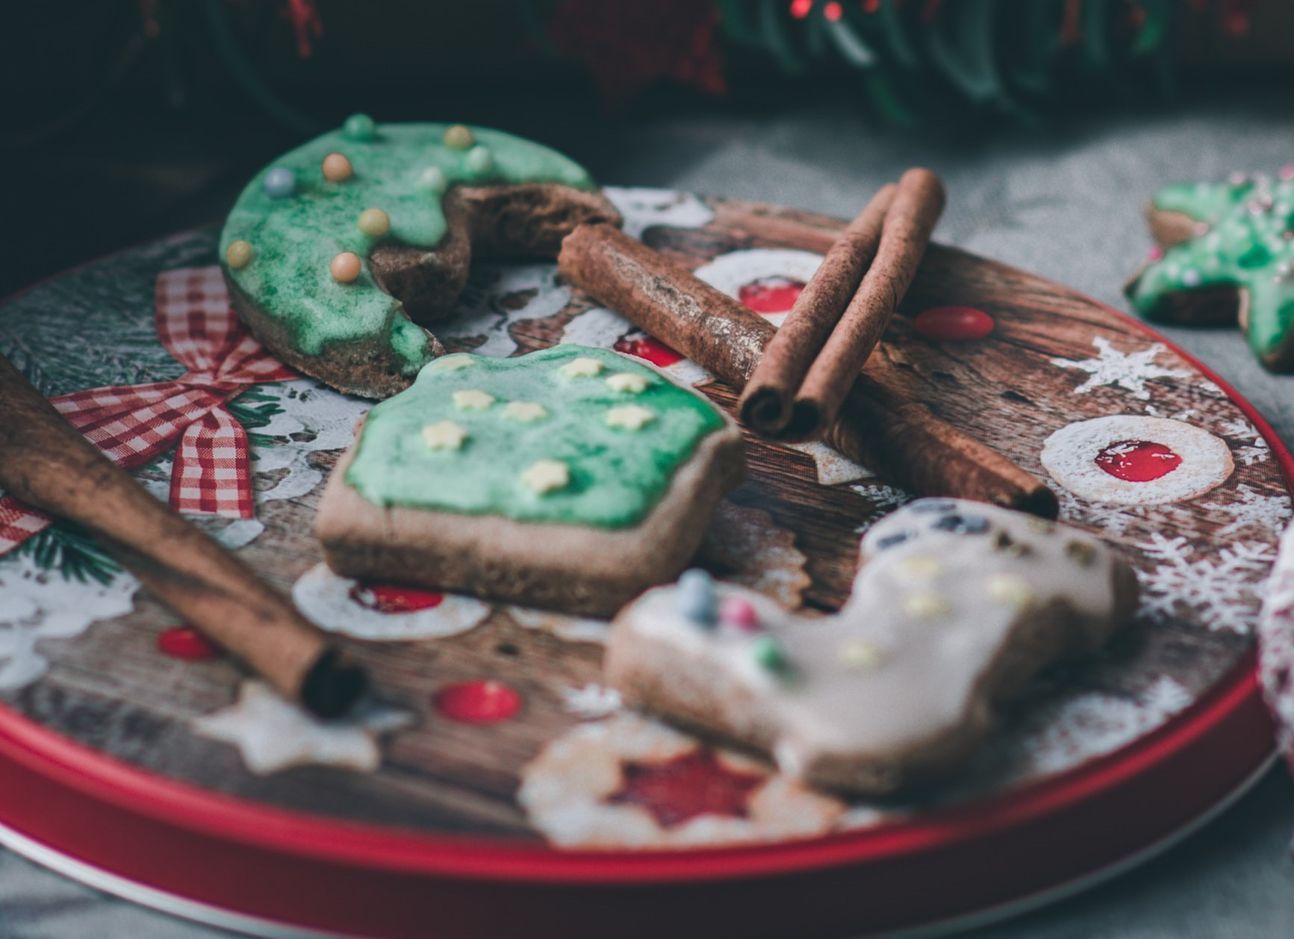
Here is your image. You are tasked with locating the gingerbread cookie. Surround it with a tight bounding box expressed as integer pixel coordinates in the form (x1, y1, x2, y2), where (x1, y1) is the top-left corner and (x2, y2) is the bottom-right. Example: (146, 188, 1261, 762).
(316, 345, 744, 616)
(606, 499, 1138, 794)
(1126, 169, 1294, 371)
(221, 117, 620, 397)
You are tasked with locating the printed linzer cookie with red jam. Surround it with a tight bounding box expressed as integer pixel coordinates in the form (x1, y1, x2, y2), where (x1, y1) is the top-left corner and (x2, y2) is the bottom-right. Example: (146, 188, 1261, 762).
(220, 115, 620, 398)
(315, 345, 745, 616)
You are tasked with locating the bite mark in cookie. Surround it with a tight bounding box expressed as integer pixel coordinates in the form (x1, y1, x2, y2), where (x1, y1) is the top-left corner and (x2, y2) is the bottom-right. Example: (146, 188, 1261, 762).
(606, 499, 1138, 794)
(220, 118, 621, 398)
(316, 345, 745, 615)
(1126, 169, 1294, 371)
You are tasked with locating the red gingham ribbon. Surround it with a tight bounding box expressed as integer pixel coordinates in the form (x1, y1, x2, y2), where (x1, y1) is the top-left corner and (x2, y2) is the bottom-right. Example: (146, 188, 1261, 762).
(0, 267, 296, 554)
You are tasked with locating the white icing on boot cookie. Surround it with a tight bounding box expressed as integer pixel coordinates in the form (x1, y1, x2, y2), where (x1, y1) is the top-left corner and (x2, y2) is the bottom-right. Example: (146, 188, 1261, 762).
(606, 498, 1139, 794)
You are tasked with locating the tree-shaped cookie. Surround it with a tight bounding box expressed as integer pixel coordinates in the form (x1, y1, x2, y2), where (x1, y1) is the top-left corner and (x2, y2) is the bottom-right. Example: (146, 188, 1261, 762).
(1126, 169, 1294, 371)
(221, 117, 620, 398)
(607, 499, 1139, 794)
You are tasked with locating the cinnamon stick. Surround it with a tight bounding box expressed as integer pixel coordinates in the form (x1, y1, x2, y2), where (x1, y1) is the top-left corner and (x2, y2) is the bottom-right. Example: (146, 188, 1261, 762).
(793, 167, 945, 439)
(0, 354, 367, 718)
(739, 183, 896, 437)
(558, 223, 1057, 517)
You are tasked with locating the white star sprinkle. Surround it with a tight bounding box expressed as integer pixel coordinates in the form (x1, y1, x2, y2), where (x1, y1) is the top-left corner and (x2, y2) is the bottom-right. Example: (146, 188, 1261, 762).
(606, 372, 650, 394)
(559, 356, 604, 378)
(522, 459, 569, 494)
(452, 389, 494, 410)
(421, 420, 468, 450)
(606, 404, 656, 431)
(503, 401, 549, 422)
(430, 354, 473, 371)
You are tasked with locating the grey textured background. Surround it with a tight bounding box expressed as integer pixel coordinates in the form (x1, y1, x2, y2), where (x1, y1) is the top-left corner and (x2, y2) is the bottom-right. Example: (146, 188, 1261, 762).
(2, 88, 1294, 937)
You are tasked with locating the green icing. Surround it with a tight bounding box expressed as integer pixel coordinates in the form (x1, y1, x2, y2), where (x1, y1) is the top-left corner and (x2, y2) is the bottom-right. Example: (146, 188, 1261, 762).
(1127, 171, 1294, 361)
(220, 118, 596, 373)
(345, 346, 727, 528)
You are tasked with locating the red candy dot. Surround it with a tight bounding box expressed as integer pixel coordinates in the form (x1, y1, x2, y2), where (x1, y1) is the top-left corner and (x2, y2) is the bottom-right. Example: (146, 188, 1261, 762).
(737, 277, 805, 315)
(434, 680, 523, 724)
(1095, 440, 1182, 482)
(614, 334, 684, 368)
(349, 582, 444, 613)
(912, 306, 995, 342)
(157, 625, 219, 661)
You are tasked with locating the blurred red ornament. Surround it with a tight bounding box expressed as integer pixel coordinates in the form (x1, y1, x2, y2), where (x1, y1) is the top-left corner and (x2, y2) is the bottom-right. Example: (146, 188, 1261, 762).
(547, 0, 727, 103)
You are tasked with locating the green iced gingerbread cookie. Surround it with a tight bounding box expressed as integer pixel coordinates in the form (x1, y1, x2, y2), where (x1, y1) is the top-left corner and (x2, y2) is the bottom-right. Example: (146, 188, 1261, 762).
(345, 345, 727, 528)
(220, 117, 619, 397)
(1126, 168, 1294, 371)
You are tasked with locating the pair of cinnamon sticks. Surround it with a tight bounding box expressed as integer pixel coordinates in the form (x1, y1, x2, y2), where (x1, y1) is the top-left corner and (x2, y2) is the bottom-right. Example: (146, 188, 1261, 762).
(558, 184, 1057, 517)
(740, 168, 945, 442)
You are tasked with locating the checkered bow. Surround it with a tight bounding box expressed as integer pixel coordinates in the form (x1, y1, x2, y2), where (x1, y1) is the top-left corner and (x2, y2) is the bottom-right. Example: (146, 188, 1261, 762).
(0, 267, 296, 554)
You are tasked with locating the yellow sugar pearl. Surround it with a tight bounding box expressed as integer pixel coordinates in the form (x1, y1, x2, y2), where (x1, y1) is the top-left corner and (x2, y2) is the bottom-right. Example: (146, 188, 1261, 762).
(443, 124, 475, 150)
(897, 555, 942, 579)
(838, 638, 883, 670)
(503, 401, 548, 422)
(902, 592, 951, 618)
(987, 574, 1034, 610)
(606, 404, 656, 431)
(606, 372, 649, 394)
(452, 389, 494, 411)
(430, 354, 473, 371)
(357, 207, 391, 238)
(521, 459, 568, 495)
(421, 420, 468, 450)
(322, 151, 353, 182)
(559, 356, 604, 378)
(225, 240, 254, 269)
(330, 251, 362, 283)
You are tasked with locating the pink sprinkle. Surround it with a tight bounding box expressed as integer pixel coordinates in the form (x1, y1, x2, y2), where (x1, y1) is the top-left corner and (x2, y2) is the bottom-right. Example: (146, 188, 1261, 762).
(719, 596, 760, 631)
(1148, 246, 1164, 261)
(1281, 164, 1294, 181)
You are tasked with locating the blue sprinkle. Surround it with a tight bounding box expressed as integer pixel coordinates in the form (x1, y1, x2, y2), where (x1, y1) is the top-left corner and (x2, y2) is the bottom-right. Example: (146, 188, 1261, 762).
(874, 532, 910, 550)
(933, 514, 990, 534)
(676, 569, 717, 625)
(910, 499, 958, 514)
(263, 167, 296, 199)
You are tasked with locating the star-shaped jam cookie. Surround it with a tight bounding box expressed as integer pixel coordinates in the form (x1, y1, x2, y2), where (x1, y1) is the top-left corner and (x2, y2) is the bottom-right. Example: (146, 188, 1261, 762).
(1126, 168, 1294, 371)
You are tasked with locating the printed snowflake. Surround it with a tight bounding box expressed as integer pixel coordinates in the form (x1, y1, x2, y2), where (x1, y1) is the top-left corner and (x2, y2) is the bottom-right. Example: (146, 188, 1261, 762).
(1053, 488, 1144, 539)
(561, 684, 623, 720)
(849, 482, 913, 531)
(193, 680, 411, 775)
(1136, 532, 1277, 634)
(1218, 416, 1271, 467)
(1009, 676, 1193, 778)
(1202, 484, 1292, 538)
(603, 187, 714, 240)
(1258, 521, 1294, 756)
(1051, 336, 1190, 400)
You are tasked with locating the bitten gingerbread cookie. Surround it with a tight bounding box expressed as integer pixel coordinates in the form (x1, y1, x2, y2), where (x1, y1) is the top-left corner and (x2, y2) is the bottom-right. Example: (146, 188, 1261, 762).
(1126, 168, 1294, 371)
(316, 345, 744, 616)
(607, 499, 1138, 794)
(220, 116, 620, 397)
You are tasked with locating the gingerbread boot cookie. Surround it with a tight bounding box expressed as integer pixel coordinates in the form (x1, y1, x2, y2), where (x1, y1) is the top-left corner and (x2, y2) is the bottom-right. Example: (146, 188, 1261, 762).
(607, 498, 1139, 795)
